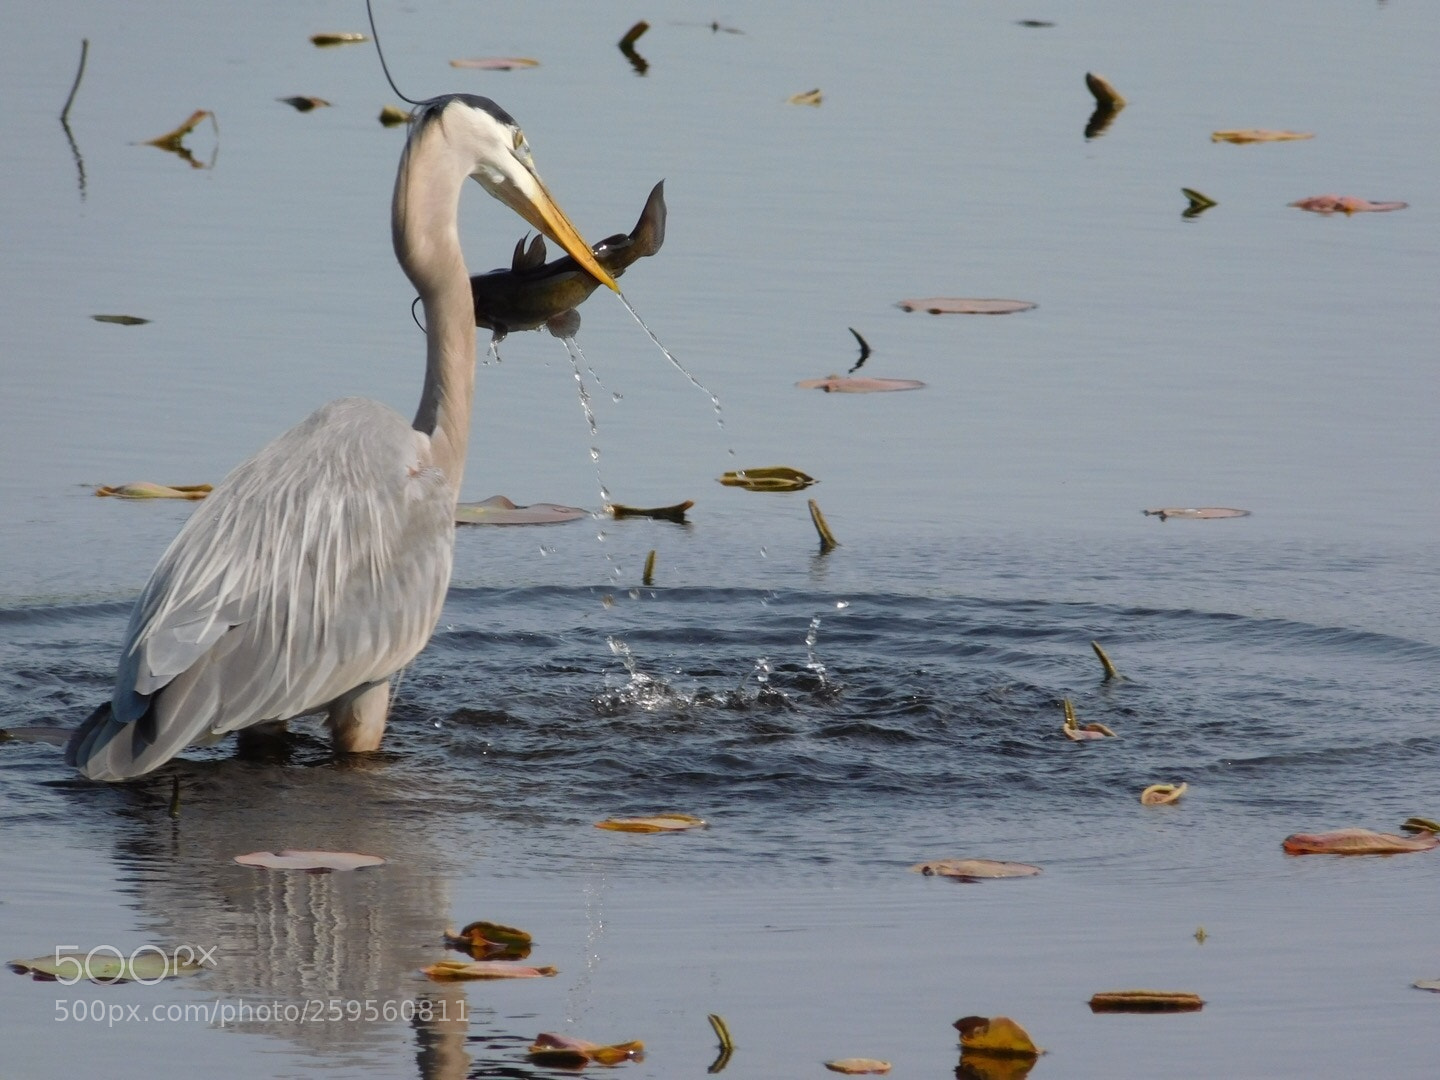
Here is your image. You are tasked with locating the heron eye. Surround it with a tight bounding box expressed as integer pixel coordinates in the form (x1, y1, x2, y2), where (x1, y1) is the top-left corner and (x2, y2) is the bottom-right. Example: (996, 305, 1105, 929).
(512, 129, 526, 152)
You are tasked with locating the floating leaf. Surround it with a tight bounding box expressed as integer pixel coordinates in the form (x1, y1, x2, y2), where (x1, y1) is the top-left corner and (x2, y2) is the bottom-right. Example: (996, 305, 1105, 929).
(608, 500, 693, 522)
(96, 482, 212, 500)
(1062, 698, 1115, 739)
(528, 1033, 644, 1067)
(1017, 20, 1055, 28)
(1402, 817, 1440, 834)
(1181, 188, 1218, 218)
(379, 104, 410, 127)
(445, 921, 533, 956)
(1141, 783, 1188, 805)
(595, 814, 707, 833)
(953, 1016, 1042, 1058)
(450, 56, 540, 70)
(310, 32, 369, 47)
(1088, 990, 1204, 1012)
(795, 375, 925, 393)
(144, 109, 212, 151)
(1289, 194, 1407, 214)
(1142, 507, 1250, 520)
(9, 952, 208, 984)
(1194, 926, 1208, 944)
(825, 1059, 892, 1075)
(619, 21, 650, 50)
(1282, 828, 1440, 855)
(1211, 128, 1313, 144)
(719, 466, 816, 492)
(233, 849, 385, 871)
(788, 88, 823, 106)
(91, 314, 150, 326)
(642, 549, 657, 586)
(423, 959, 557, 981)
(278, 96, 331, 112)
(912, 859, 1041, 881)
(1084, 72, 1126, 109)
(1414, 980, 1440, 993)
(1090, 640, 1121, 681)
(809, 499, 839, 552)
(896, 297, 1036, 315)
(455, 495, 588, 525)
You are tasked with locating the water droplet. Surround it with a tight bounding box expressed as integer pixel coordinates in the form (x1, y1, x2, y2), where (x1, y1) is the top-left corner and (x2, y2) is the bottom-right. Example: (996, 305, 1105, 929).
(589, 446, 601, 463)
(611, 392, 623, 403)
(835, 600, 850, 610)
(758, 546, 768, 559)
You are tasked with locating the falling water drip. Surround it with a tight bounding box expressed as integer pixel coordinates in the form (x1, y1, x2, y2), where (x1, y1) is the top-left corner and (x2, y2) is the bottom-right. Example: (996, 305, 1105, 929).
(618, 291, 729, 443)
(559, 334, 622, 580)
(804, 615, 830, 688)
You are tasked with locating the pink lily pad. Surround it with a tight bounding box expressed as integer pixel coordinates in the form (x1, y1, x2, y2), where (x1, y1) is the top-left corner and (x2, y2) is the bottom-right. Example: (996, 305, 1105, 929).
(1282, 828, 1440, 855)
(233, 850, 386, 872)
(456, 496, 588, 525)
(449, 56, 539, 70)
(896, 297, 1036, 315)
(795, 376, 925, 393)
(1143, 507, 1250, 520)
(1289, 194, 1408, 214)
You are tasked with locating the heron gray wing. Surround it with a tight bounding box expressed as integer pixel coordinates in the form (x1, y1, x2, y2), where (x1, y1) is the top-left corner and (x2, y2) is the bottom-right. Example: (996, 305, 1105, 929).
(72, 398, 456, 779)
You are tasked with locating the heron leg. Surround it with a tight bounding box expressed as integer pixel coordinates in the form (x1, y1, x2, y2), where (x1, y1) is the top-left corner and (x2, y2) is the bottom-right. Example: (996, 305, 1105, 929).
(327, 680, 391, 753)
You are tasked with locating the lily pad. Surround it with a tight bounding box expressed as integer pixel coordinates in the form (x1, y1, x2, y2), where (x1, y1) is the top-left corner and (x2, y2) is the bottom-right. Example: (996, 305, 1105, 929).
(1142, 507, 1250, 520)
(1141, 783, 1188, 805)
(455, 495, 588, 525)
(1211, 128, 1313, 143)
(1414, 980, 1440, 993)
(95, 482, 212, 500)
(310, 32, 368, 47)
(528, 1033, 645, 1066)
(379, 105, 409, 127)
(9, 952, 208, 984)
(1289, 194, 1407, 214)
(1088, 990, 1204, 1012)
(896, 297, 1036, 315)
(422, 959, 557, 980)
(595, 814, 707, 833)
(954, 1016, 1042, 1057)
(795, 376, 925, 393)
(446, 921, 532, 949)
(719, 466, 816, 492)
(1282, 828, 1440, 855)
(824, 1059, 892, 1075)
(608, 500, 693, 522)
(233, 850, 386, 871)
(449, 56, 540, 70)
(911, 859, 1041, 880)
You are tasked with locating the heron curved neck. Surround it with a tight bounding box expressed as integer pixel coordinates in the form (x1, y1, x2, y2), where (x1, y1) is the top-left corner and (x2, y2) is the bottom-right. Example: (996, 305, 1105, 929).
(392, 121, 477, 494)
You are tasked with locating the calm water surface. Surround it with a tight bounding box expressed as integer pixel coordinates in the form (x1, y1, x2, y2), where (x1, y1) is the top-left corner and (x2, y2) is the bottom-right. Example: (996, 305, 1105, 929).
(2, 2, 1438, 1077)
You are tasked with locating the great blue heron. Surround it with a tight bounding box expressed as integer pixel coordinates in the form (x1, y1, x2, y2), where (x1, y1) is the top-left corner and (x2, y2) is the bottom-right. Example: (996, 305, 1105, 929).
(67, 94, 616, 781)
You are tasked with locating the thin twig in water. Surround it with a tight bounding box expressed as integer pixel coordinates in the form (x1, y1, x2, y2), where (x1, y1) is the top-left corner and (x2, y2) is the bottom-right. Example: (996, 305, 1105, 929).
(61, 38, 89, 123)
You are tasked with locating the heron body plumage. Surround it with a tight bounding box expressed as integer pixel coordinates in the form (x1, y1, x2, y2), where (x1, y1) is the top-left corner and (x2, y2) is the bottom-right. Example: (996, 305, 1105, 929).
(68, 94, 615, 780)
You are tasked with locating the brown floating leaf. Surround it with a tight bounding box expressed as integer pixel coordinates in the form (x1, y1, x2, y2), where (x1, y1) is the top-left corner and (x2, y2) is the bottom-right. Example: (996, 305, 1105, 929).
(608, 500, 693, 522)
(1211, 128, 1313, 144)
(912, 859, 1041, 881)
(788, 88, 823, 106)
(1289, 194, 1408, 214)
(278, 96, 331, 112)
(233, 849, 385, 871)
(824, 1060, 892, 1075)
(1142, 507, 1250, 520)
(953, 1016, 1042, 1057)
(423, 960, 557, 981)
(1282, 828, 1440, 855)
(449, 56, 540, 70)
(91, 314, 150, 326)
(310, 32, 369, 47)
(378, 104, 410, 127)
(1414, 979, 1440, 993)
(1088, 990, 1204, 1012)
(528, 1033, 645, 1067)
(1141, 782, 1188, 805)
(455, 495, 588, 525)
(143, 109, 212, 151)
(719, 466, 816, 492)
(1402, 817, 1440, 834)
(595, 814, 707, 833)
(642, 549, 657, 586)
(795, 375, 925, 393)
(1084, 72, 1126, 108)
(896, 297, 1036, 315)
(1182, 188, 1218, 218)
(8, 952, 207, 984)
(445, 921, 532, 950)
(1062, 698, 1115, 739)
(1091, 641, 1121, 680)
(809, 499, 839, 552)
(619, 20, 650, 49)
(95, 482, 212, 500)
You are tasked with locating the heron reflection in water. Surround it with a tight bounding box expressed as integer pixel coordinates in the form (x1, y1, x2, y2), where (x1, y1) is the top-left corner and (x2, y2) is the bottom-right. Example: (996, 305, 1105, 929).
(68, 94, 617, 781)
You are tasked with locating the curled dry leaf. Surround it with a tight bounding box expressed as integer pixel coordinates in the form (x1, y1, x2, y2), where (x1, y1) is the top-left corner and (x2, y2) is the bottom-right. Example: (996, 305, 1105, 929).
(423, 959, 557, 981)
(788, 88, 823, 106)
(1182, 188, 1218, 218)
(911, 859, 1041, 881)
(595, 814, 707, 833)
(96, 482, 212, 500)
(278, 96, 331, 112)
(528, 1033, 644, 1066)
(1414, 980, 1440, 993)
(1090, 641, 1121, 681)
(1062, 697, 1115, 740)
(608, 500, 693, 522)
(809, 499, 839, 552)
(455, 495, 587, 525)
(1141, 783, 1188, 806)
(619, 21, 650, 50)
(719, 466, 816, 492)
(1211, 129, 1313, 144)
(1289, 194, 1407, 214)
(450, 56, 540, 70)
(143, 109, 212, 151)
(91, 314, 150, 326)
(379, 105, 410, 127)
(233, 849, 385, 871)
(1084, 72, 1126, 108)
(1402, 817, 1440, 834)
(1143, 507, 1250, 520)
(9, 952, 208, 984)
(1088, 990, 1204, 1012)
(896, 297, 1036, 315)
(445, 920, 532, 950)
(953, 1016, 1042, 1058)
(795, 376, 925, 393)
(1282, 828, 1440, 855)
(824, 1059, 892, 1075)
(310, 32, 369, 47)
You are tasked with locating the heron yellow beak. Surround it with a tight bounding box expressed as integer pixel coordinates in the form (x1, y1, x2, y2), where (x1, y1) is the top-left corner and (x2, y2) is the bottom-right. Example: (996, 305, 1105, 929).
(512, 179, 619, 292)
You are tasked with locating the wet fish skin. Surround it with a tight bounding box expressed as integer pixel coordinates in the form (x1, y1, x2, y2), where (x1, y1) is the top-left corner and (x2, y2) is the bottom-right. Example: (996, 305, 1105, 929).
(471, 181, 665, 338)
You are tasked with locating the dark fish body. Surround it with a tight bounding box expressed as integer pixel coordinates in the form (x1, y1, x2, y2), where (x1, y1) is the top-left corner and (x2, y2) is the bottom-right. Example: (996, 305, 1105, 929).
(471, 181, 665, 337)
